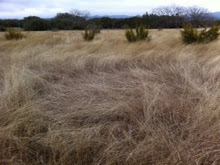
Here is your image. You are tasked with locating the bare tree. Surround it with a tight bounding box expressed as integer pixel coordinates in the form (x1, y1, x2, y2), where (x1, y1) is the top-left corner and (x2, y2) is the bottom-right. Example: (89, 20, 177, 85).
(186, 6, 213, 27)
(70, 9, 90, 18)
(152, 5, 214, 27)
(152, 5, 186, 16)
(152, 5, 186, 28)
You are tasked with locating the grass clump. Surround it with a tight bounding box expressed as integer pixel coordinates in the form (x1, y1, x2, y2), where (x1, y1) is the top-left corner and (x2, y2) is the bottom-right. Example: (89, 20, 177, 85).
(5, 28, 26, 40)
(125, 25, 151, 42)
(82, 28, 96, 41)
(181, 24, 220, 44)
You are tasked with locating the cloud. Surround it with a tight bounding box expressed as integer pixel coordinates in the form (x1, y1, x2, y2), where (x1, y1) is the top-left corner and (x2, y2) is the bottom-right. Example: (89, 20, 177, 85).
(0, 0, 219, 19)
(0, 0, 68, 18)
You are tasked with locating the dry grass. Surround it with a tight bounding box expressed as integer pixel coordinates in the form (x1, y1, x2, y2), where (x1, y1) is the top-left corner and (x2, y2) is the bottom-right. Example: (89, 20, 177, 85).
(1, 29, 220, 164)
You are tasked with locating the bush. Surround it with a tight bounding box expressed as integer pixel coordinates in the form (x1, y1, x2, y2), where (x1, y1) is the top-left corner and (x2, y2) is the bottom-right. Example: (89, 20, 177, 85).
(126, 28, 136, 42)
(5, 28, 25, 40)
(125, 25, 151, 42)
(181, 24, 198, 44)
(181, 24, 220, 44)
(82, 29, 96, 41)
(198, 25, 220, 43)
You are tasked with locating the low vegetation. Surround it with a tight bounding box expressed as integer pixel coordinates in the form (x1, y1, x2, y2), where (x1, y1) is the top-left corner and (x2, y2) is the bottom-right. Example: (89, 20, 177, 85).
(125, 26, 151, 42)
(1, 30, 220, 164)
(181, 24, 220, 44)
(82, 28, 96, 41)
(4, 28, 25, 40)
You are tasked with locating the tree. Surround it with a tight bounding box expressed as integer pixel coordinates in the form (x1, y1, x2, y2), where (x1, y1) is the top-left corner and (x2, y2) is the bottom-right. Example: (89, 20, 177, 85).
(70, 9, 90, 18)
(52, 10, 88, 30)
(0, 19, 21, 31)
(23, 16, 51, 31)
(91, 17, 113, 29)
(186, 6, 214, 27)
(152, 5, 214, 28)
(152, 5, 186, 16)
(152, 5, 186, 28)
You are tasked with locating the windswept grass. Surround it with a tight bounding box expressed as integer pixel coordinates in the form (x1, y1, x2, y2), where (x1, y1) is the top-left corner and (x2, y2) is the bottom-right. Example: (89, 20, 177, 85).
(0, 30, 220, 164)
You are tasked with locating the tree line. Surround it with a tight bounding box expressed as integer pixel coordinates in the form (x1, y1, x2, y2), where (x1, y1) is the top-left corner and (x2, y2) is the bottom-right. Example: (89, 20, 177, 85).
(0, 6, 219, 31)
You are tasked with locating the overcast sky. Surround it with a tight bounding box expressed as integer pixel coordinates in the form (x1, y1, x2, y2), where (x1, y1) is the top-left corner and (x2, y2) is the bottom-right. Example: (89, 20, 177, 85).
(0, 0, 220, 19)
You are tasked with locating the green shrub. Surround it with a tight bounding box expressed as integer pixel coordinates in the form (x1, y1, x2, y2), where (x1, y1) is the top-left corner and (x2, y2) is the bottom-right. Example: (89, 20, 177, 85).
(82, 29, 96, 41)
(181, 24, 198, 44)
(198, 25, 220, 43)
(125, 25, 151, 42)
(5, 28, 25, 40)
(181, 24, 220, 44)
(125, 29, 136, 42)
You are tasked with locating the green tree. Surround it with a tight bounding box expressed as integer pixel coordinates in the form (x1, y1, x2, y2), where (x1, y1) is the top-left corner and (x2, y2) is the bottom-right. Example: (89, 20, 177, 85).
(52, 12, 87, 30)
(23, 16, 51, 31)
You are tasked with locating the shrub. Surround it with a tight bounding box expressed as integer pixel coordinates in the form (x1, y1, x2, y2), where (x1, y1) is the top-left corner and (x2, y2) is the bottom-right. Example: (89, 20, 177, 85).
(198, 25, 220, 43)
(125, 25, 151, 42)
(181, 24, 198, 44)
(5, 28, 25, 40)
(82, 29, 96, 41)
(181, 24, 220, 44)
(125, 28, 136, 42)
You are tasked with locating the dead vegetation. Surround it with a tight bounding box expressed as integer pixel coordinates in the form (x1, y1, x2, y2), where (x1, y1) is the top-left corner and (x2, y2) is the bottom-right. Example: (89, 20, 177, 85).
(0, 30, 220, 164)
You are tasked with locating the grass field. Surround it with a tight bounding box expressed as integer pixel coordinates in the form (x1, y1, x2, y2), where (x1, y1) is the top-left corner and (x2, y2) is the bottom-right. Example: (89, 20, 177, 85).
(1, 29, 220, 164)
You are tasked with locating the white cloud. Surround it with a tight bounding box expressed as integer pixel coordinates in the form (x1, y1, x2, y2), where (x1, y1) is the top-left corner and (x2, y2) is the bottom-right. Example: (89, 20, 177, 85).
(0, 0, 219, 19)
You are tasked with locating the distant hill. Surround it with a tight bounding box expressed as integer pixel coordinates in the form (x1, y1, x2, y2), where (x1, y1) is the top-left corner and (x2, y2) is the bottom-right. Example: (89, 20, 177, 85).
(211, 12, 220, 19)
(88, 15, 136, 19)
(89, 13, 220, 20)
(43, 12, 220, 20)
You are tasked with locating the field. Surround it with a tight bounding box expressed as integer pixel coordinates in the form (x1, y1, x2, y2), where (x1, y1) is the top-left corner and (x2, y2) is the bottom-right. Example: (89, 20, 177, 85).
(1, 29, 220, 164)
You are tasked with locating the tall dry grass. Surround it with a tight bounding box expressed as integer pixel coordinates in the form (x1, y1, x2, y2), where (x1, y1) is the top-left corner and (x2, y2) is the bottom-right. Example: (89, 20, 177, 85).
(1, 30, 220, 164)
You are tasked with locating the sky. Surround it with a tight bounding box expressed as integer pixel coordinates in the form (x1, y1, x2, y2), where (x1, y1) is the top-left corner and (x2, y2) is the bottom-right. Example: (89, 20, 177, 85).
(0, 0, 220, 19)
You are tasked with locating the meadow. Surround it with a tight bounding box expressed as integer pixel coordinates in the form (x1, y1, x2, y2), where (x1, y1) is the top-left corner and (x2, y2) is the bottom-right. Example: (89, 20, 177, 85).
(1, 29, 220, 164)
